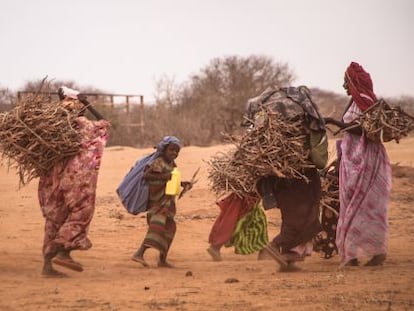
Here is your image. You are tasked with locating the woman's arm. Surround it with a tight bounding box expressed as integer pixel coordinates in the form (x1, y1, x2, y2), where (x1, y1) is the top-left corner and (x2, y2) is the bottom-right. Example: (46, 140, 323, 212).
(324, 117, 363, 136)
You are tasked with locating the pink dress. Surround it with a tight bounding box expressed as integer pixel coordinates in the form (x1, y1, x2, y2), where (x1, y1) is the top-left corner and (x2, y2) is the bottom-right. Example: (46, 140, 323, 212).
(336, 102, 392, 266)
(38, 116, 110, 256)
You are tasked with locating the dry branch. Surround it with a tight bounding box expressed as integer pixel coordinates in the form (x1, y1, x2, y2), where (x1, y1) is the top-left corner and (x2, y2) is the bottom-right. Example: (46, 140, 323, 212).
(0, 89, 81, 186)
(361, 100, 414, 143)
(313, 161, 340, 259)
(207, 109, 314, 198)
(337, 99, 414, 143)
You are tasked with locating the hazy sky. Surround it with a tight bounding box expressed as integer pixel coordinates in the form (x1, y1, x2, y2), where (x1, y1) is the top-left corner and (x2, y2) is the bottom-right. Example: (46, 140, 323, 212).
(0, 0, 413, 102)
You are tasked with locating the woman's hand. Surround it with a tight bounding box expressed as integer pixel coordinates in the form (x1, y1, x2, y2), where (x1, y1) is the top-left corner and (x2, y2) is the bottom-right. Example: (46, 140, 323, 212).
(77, 93, 89, 105)
(323, 117, 334, 125)
(76, 94, 105, 120)
(323, 117, 346, 129)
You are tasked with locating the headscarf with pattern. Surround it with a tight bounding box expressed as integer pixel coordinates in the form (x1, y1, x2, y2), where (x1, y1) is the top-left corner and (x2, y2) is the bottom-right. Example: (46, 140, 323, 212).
(345, 62, 377, 112)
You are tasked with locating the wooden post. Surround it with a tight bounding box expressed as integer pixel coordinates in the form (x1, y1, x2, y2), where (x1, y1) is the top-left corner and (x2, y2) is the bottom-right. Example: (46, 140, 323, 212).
(125, 96, 131, 140)
(140, 95, 145, 136)
(110, 95, 114, 108)
(126, 96, 130, 114)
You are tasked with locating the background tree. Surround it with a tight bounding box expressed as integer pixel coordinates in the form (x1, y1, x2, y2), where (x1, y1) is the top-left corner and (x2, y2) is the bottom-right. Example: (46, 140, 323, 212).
(0, 87, 16, 111)
(168, 55, 295, 145)
(1, 60, 412, 147)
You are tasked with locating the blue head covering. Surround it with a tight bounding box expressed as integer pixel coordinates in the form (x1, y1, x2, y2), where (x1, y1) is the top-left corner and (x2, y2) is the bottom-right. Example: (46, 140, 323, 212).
(116, 136, 181, 215)
(155, 135, 181, 153)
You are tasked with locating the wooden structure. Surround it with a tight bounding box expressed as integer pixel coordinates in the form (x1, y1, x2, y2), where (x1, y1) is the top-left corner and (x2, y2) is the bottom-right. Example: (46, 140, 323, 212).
(17, 91, 145, 137)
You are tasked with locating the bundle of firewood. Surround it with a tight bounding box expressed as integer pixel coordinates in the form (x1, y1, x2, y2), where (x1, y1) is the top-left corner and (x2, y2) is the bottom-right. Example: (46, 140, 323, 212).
(207, 150, 257, 197)
(313, 161, 339, 259)
(320, 165, 339, 217)
(0, 91, 81, 185)
(360, 99, 414, 143)
(207, 109, 314, 197)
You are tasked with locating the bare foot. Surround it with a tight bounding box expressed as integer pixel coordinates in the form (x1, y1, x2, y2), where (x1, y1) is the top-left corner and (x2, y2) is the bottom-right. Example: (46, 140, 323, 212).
(257, 248, 272, 261)
(131, 255, 149, 267)
(157, 261, 174, 268)
(206, 246, 222, 261)
(41, 267, 68, 278)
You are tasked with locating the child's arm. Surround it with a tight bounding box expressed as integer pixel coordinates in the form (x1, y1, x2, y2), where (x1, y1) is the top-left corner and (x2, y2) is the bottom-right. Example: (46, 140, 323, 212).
(181, 181, 192, 188)
(177, 181, 193, 199)
(143, 166, 171, 181)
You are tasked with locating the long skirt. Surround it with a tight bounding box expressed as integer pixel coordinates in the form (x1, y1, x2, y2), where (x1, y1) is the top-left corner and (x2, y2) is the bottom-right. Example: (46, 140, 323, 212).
(143, 203, 177, 255)
(38, 118, 109, 256)
(269, 169, 322, 253)
(336, 133, 391, 266)
(208, 193, 253, 247)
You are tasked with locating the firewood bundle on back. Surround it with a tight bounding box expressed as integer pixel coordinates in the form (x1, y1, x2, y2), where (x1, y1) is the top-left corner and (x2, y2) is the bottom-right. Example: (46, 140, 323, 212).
(0, 92, 81, 186)
(207, 108, 315, 198)
(360, 99, 414, 143)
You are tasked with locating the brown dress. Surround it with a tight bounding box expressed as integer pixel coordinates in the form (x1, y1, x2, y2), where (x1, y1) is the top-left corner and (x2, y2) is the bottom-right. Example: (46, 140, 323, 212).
(268, 169, 322, 253)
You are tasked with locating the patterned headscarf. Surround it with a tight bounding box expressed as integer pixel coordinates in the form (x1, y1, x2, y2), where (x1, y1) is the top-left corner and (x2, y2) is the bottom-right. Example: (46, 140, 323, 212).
(345, 62, 377, 111)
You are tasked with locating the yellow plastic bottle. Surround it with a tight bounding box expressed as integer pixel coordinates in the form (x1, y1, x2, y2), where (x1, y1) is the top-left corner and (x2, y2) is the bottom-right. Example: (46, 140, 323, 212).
(165, 167, 181, 196)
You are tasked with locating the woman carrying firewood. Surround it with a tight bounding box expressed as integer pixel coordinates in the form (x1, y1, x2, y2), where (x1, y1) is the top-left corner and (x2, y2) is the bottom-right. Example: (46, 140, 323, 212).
(208, 86, 326, 271)
(244, 86, 326, 271)
(324, 62, 391, 267)
(38, 87, 110, 277)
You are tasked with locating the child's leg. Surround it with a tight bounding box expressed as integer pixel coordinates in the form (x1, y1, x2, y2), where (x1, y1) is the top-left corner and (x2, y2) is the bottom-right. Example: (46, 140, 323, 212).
(133, 244, 148, 257)
(131, 244, 149, 267)
(158, 251, 174, 268)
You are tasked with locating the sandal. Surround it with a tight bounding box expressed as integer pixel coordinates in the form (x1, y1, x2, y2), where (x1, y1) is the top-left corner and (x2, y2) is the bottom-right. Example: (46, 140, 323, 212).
(52, 257, 84, 272)
(365, 254, 386, 266)
(345, 258, 360, 266)
(41, 269, 68, 278)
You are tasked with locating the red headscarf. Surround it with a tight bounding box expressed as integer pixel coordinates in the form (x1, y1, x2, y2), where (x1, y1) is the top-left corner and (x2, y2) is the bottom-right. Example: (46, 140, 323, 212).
(345, 62, 377, 111)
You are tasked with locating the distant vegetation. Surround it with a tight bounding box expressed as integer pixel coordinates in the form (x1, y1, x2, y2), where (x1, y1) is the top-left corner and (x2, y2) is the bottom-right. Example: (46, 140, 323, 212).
(1, 55, 413, 147)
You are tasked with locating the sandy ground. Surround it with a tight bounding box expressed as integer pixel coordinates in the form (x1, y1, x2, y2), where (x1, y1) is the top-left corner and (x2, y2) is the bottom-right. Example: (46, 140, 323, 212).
(0, 138, 413, 311)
